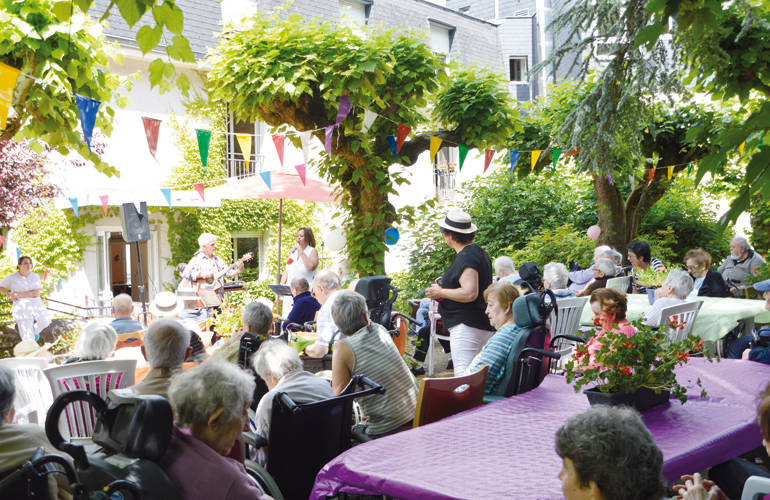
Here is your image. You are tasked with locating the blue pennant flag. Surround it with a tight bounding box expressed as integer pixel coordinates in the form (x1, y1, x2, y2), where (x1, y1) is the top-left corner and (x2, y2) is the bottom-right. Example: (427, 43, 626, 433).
(260, 171, 272, 191)
(57, 278, 63, 291)
(509, 150, 520, 175)
(16, 247, 22, 261)
(75, 94, 101, 154)
(386, 135, 398, 157)
(69, 197, 79, 217)
(160, 188, 172, 208)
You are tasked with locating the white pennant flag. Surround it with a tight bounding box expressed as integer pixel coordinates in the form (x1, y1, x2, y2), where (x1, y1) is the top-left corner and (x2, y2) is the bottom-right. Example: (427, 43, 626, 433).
(300, 131, 311, 164)
(362, 109, 378, 133)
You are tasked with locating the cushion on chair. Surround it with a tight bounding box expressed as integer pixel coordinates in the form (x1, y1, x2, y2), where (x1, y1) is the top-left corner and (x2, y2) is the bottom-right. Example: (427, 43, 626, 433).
(513, 294, 543, 329)
(125, 396, 173, 461)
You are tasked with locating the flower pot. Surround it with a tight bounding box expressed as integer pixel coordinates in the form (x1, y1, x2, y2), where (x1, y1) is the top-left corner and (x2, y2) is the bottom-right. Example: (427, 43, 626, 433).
(584, 386, 670, 412)
(646, 287, 657, 305)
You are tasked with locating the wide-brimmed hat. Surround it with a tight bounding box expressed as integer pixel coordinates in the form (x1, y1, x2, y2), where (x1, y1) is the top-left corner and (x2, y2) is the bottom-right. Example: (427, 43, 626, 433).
(149, 291, 185, 318)
(754, 279, 770, 293)
(438, 209, 477, 234)
(13, 339, 54, 357)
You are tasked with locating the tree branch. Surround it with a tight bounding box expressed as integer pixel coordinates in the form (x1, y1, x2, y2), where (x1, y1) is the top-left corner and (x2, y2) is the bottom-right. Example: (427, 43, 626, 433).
(397, 130, 462, 166)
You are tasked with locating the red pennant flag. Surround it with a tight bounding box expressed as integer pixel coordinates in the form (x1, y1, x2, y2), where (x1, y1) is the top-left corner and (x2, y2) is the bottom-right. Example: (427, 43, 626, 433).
(194, 182, 205, 201)
(484, 149, 495, 172)
(272, 134, 285, 166)
(141, 117, 161, 159)
(294, 164, 307, 185)
(0, 235, 4, 247)
(565, 148, 582, 157)
(43, 268, 49, 281)
(647, 168, 655, 186)
(99, 194, 109, 215)
(396, 124, 411, 153)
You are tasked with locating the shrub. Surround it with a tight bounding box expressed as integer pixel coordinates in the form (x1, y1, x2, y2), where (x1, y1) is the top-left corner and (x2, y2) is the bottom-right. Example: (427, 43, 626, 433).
(508, 225, 595, 270)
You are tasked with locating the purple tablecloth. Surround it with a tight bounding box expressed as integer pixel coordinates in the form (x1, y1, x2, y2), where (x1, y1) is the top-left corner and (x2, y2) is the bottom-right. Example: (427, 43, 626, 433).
(311, 358, 770, 500)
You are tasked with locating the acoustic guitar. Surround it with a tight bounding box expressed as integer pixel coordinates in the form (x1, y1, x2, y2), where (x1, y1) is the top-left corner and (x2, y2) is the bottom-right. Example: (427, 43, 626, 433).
(178, 252, 253, 307)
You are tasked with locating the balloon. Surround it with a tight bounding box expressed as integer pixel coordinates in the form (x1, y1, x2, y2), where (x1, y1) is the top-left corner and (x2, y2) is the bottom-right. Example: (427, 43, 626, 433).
(587, 225, 601, 240)
(325, 228, 346, 251)
(384, 227, 400, 245)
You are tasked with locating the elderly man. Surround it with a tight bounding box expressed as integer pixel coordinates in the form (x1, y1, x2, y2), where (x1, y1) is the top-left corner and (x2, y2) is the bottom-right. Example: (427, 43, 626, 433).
(719, 236, 766, 296)
(543, 262, 574, 298)
(331, 290, 418, 437)
(493, 256, 519, 284)
(251, 340, 334, 464)
(643, 269, 694, 327)
(726, 278, 770, 363)
(303, 270, 343, 358)
(148, 291, 207, 361)
(283, 277, 320, 333)
(127, 318, 191, 399)
(110, 293, 143, 334)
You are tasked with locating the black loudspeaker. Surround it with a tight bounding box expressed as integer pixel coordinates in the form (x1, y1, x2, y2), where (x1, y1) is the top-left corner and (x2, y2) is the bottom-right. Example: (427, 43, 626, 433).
(120, 202, 151, 242)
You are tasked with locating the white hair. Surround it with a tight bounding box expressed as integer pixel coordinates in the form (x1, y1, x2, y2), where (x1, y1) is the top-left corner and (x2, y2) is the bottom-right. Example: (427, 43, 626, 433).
(169, 358, 255, 427)
(494, 256, 515, 276)
(602, 249, 623, 266)
(331, 290, 369, 335)
(664, 269, 694, 300)
(112, 293, 133, 316)
(197, 233, 217, 248)
(241, 301, 273, 335)
(595, 258, 617, 277)
(732, 236, 751, 251)
(314, 270, 341, 291)
(593, 245, 611, 258)
(543, 262, 569, 290)
(0, 366, 14, 417)
(144, 318, 190, 368)
(75, 321, 118, 360)
(252, 340, 303, 381)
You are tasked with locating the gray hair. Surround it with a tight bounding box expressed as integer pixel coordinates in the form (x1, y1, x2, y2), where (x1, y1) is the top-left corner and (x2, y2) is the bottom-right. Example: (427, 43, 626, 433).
(555, 406, 665, 500)
(331, 290, 368, 335)
(144, 318, 190, 368)
(595, 258, 617, 277)
(494, 256, 515, 276)
(732, 236, 751, 251)
(593, 245, 611, 258)
(252, 339, 303, 381)
(197, 232, 217, 248)
(664, 269, 694, 300)
(112, 293, 133, 316)
(543, 262, 569, 290)
(169, 358, 255, 427)
(241, 301, 273, 335)
(314, 270, 341, 291)
(75, 321, 118, 360)
(602, 249, 623, 266)
(290, 276, 310, 293)
(0, 366, 15, 418)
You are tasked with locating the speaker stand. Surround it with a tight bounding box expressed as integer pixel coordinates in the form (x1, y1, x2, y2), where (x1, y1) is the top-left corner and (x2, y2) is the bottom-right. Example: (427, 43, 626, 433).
(134, 241, 149, 326)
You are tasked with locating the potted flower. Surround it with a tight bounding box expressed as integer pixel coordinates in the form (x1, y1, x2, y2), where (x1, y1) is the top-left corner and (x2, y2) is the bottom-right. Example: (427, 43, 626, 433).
(635, 267, 670, 304)
(564, 320, 711, 411)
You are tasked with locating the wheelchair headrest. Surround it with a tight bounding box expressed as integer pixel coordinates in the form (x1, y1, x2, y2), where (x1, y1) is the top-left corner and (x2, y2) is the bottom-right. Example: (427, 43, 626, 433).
(513, 293, 543, 328)
(354, 276, 393, 306)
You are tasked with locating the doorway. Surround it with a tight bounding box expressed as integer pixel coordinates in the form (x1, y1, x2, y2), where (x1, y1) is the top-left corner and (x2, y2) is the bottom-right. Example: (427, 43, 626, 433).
(106, 233, 149, 301)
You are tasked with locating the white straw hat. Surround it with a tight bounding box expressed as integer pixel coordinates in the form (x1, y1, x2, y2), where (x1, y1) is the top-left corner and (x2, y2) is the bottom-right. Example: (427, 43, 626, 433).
(438, 209, 477, 234)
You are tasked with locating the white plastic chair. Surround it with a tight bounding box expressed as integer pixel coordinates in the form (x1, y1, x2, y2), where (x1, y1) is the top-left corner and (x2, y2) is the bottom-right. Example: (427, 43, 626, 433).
(0, 357, 53, 424)
(44, 359, 136, 440)
(741, 475, 770, 500)
(546, 297, 589, 372)
(658, 301, 703, 343)
(606, 276, 631, 293)
(426, 300, 451, 376)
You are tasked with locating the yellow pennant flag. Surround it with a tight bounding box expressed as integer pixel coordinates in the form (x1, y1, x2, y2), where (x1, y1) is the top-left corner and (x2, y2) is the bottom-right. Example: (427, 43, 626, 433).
(531, 150, 542, 172)
(739, 141, 746, 155)
(236, 133, 252, 170)
(0, 62, 21, 130)
(429, 136, 443, 163)
(667, 166, 674, 180)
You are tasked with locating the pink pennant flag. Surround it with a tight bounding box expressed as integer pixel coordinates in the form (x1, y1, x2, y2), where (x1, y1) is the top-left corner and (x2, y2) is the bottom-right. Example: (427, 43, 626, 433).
(99, 194, 109, 215)
(141, 117, 161, 159)
(43, 268, 49, 281)
(272, 134, 285, 166)
(484, 149, 495, 172)
(396, 124, 411, 153)
(294, 164, 307, 185)
(325, 125, 334, 159)
(193, 182, 205, 201)
(0, 234, 4, 247)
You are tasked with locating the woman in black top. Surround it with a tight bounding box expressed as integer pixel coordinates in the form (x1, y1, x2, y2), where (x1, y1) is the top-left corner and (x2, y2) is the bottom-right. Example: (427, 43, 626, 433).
(684, 248, 731, 298)
(425, 210, 494, 376)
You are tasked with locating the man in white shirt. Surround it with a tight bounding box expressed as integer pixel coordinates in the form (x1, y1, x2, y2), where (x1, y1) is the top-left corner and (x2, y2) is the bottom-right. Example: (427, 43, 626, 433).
(303, 270, 342, 358)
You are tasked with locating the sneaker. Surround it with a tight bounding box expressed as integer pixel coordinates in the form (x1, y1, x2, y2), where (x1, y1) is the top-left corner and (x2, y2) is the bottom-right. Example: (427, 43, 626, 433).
(411, 366, 425, 376)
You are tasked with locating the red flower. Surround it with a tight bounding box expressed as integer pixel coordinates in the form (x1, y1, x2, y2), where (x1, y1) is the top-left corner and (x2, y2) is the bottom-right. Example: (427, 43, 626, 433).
(593, 316, 602, 327)
(622, 341, 635, 349)
(675, 350, 689, 362)
(618, 365, 632, 375)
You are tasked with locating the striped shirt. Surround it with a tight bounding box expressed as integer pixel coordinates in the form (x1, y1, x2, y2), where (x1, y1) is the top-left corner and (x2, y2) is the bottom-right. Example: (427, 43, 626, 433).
(344, 324, 418, 435)
(466, 324, 523, 395)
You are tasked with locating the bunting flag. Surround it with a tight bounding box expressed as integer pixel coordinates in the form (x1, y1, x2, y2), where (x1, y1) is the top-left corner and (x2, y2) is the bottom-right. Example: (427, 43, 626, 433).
(193, 182, 205, 202)
(531, 149, 542, 172)
(57, 278, 63, 291)
(483, 149, 494, 173)
(99, 195, 109, 215)
(606, 172, 614, 185)
(429, 136, 443, 163)
(362, 109, 377, 133)
(687, 163, 693, 175)
(69, 197, 79, 217)
(75, 94, 101, 154)
(396, 124, 410, 153)
(43, 268, 49, 281)
(236, 133, 252, 169)
(324, 125, 334, 159)
(336, 95, 351, 125)
(565, 148, 582, 157)
(299, 131, 311, 164)
(0, 234, 5, 247)
(260, 171, 272, 190)
(0, 62, 21, 130)
(647, 167, 655, 186)
(552, 147, 562, 168)
(16, 247, 21, 261)
(160, 188, 172, 208)
(739, 141, 746, 155)
(386, 135, 398, 157)
(294, 163, 306, 185)
(272, 134, 285, 166)
(667, 166, 674, 180)
(141, 117, 161, 159)
(458, 144, 470, 171)
(196, 129, 211, 169)
(509, 150, 520, 176)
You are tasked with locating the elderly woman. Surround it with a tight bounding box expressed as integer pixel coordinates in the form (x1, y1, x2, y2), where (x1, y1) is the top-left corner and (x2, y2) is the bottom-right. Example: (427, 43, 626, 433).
(684, 248, 730, 298)
(160, 359, 269, 499)
(216, 300, 274, 364)
(465, 282, 522, 394)
(543, 262, 574, 298)
(493, 256, 519, 284)
(331, 290, 418, 437)
(576, 258, 617, 297)
(0, 256, 51, 342)
(65, 321, 118, 364)
(556, 405, 666, 500)
(425, 210, 495, 376)
(585, 289, 636, 370)
(643, 269, 694, 327)
(718, 236, 766, 296)
(568, 245, 611, 293)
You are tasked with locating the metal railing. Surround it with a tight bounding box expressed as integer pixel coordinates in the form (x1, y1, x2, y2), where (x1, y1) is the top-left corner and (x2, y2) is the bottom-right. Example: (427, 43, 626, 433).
(226, 156, 266, 179)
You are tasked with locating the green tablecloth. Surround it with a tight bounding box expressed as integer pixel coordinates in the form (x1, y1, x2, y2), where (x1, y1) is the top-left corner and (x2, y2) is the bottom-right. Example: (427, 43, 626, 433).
(579, 294, 769, 342)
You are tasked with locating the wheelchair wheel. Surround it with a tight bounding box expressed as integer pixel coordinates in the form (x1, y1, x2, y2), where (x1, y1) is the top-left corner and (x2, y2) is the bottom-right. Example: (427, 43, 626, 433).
(245, 459, 284, 500)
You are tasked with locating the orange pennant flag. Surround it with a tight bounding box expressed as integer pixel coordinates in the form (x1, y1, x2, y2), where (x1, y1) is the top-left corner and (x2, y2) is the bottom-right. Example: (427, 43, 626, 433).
(396, 124, 411, 153)
(531, 150, 542, 172)
(565, 148, 582, 157)
(484, 149, 495, 172)
(647, 168, 655, 186)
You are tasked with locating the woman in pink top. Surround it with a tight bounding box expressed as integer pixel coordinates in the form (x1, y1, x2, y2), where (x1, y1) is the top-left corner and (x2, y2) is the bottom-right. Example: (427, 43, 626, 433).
(585, 289, 636, 370)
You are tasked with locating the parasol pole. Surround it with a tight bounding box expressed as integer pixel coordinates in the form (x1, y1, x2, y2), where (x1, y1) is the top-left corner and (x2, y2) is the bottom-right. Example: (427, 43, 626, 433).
(276, 197, 283, 283)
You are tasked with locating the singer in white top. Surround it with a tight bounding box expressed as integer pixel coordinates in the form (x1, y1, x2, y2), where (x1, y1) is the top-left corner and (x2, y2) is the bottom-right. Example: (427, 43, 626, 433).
(280, 228, 319, 291)
(0, 256, 51, 341)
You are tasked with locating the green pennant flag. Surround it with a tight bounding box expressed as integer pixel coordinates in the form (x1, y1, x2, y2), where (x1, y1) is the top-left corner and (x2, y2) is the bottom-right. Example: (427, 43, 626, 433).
(552, 147, 562, 168)
(196, 129, 211, 169)
(458, 144, 470, 171)
(687, 162, 693, 175)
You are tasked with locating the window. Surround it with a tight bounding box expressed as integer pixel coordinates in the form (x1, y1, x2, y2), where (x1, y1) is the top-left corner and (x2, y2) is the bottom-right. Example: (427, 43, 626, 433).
(339, 0, 371, 30)
(509, 56, 527, 83)
(226, 111, 264, 179)
(429, 21, 454, 63)
(231, 233, 262, 280)
(434, 146, 457, 204)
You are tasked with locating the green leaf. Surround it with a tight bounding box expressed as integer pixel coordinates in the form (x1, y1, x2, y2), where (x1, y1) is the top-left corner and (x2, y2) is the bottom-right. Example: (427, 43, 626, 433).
(176, 72, 190, 95)
(165, 34, 195, 62)
(116, 0, 148, 27)
(136, 24, 162, 54)
(152, 2, 184, 34)
(148, 57, 166, 87)
(53, 1, 74, 21)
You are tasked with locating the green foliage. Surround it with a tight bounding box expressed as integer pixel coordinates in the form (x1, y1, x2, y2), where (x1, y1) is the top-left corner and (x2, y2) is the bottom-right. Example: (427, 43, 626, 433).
(636, 226, 678, 265)
(749, 195, 770, 255)
(508, 225, 595, 270)
(634, 266, 671, 288)
(165, 111, 226, 188)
